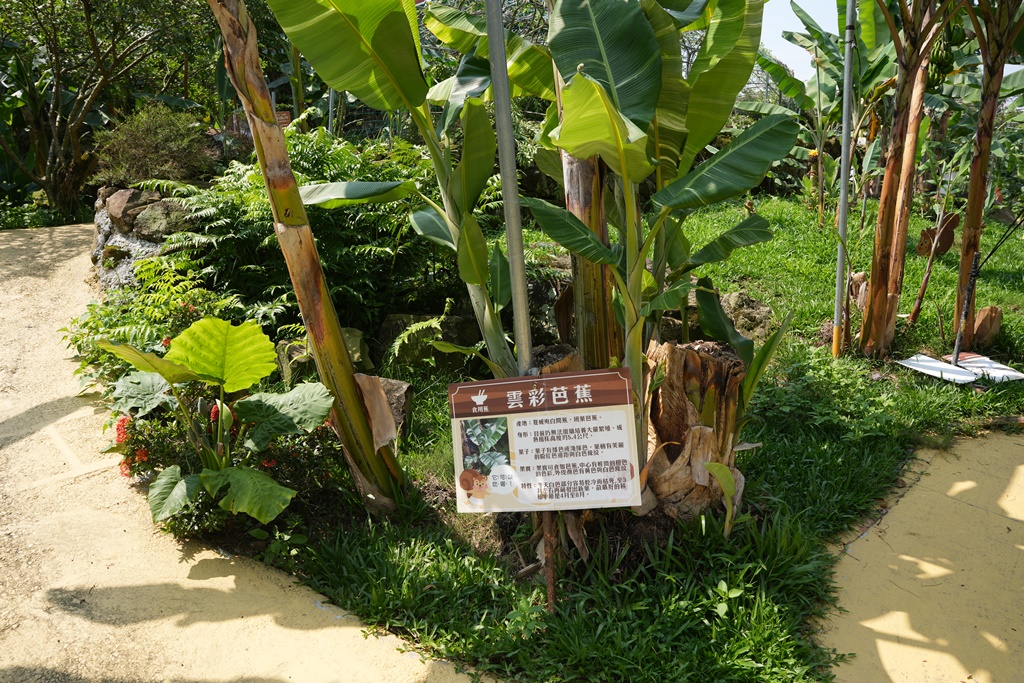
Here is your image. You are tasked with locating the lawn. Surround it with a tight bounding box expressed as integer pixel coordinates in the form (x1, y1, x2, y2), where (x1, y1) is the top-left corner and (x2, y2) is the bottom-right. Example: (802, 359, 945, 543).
(276, 197, 1024, 682)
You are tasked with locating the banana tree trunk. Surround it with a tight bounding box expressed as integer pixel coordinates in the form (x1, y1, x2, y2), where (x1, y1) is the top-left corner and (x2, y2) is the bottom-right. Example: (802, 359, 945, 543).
(883, 56, 931, 347)
(563, 153, 623, 369)
(207, 0, 402, 514)
(859, 66, 916, 356)
(642, 341, 745, 519)
(956, 35, 1008, 350)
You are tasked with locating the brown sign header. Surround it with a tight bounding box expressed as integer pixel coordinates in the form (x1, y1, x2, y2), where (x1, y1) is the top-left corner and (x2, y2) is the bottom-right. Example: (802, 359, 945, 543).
(449, 368, 632, 420)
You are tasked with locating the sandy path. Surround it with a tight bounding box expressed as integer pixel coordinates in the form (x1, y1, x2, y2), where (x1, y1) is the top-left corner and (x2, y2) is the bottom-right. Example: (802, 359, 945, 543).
(821, 433, 1024, 682)
(0, 225, 473, 683)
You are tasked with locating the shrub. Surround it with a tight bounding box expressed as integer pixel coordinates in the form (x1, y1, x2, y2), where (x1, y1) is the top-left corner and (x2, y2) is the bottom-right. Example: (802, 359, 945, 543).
(63, 261, 242, 388)
(0, 197, 63, 230)
(157, 129, 465, 337)
(92, 104, 219, 187)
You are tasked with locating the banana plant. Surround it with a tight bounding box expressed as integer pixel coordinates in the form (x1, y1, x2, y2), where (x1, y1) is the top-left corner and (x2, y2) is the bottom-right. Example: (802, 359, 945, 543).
(261, 0, 565, 379)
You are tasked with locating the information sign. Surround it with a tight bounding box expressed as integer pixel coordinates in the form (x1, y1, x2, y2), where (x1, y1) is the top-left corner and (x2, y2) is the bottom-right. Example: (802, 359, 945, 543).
(449, 369, 640, 513)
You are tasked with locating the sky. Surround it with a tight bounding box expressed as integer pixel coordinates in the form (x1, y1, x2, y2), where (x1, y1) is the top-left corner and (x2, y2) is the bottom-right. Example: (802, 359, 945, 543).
(761, 0, 839, 81)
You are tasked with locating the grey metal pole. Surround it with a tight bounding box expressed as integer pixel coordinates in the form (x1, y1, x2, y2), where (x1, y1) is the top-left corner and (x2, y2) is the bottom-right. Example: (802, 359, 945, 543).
(328, 88, 336, 134)
(483, 0, 533, 374)
(832, 0, 857, 357)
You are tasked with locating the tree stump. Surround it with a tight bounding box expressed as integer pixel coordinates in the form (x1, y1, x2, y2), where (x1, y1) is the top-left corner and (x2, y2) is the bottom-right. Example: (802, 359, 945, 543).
(643, 340, 746, 520)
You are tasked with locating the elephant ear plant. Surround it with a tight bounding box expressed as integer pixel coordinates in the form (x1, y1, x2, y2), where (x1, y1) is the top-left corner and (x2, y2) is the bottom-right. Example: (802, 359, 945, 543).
(99, 317, 335, 526)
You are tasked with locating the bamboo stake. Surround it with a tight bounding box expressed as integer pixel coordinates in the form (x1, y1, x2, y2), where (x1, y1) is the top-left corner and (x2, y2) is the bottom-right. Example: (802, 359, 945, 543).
(207, 0, 401, 514)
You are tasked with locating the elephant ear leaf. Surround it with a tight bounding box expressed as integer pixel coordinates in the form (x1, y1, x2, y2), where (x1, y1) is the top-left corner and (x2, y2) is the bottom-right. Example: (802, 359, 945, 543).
(265, 0, 427, 112)
(233, 382, 336, 451)
(201, 466, 297, 525)
(98, 340, 212, 386)
(164, 318, 277, 393)
(149, 466, 201, 523)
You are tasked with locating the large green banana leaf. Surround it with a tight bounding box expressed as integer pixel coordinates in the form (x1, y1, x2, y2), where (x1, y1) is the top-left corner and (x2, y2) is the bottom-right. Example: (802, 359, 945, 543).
(548, 0, 662, 127)
(266, 0, 427, 112)
(448, 98, 496, 216)
(679, 0, 764, 175)
(436, 53, 492, 135)
(756, 54, 813, 111)
(644, 0, 690, 184)
(424, 5, 555, 100)
(653, 114, 798, 211)
(299, 181, 418, 208)
(550, 73, 655, 183)
(789, 2, 842, 69)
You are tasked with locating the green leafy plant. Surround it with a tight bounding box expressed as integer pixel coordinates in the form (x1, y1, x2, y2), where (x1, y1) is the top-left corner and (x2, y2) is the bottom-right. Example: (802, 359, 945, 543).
(92, 104, 220, 187)
(99, 317, 334, 525)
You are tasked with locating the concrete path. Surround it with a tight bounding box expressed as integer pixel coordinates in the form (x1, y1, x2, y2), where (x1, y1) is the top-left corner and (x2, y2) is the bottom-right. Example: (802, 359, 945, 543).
(821, 433, 1024, 682)
(0, 225, 472, 683)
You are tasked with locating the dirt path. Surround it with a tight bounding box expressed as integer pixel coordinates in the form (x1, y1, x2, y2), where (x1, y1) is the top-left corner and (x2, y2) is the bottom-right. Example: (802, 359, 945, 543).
(0, 225, 473, 683)
(820, 433, 1024, 682)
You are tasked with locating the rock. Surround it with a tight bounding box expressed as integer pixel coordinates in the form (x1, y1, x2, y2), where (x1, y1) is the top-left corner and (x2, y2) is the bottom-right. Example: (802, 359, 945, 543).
(106, 189, 161, 232)
(94, 186, 119, 212)
(276, 340, 314, 387)
(95, 232, 161, 289)
(720, 291, 774, 342)
(133, 200, 191, 241)
(100, 244, 132, 267)
(277, 329, 372, 386)
(974, 306, 1002, 348)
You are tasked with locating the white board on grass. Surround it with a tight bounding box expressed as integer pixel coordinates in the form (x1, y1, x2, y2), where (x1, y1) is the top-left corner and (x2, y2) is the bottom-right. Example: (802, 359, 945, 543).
(946, 354, 1024, 383)
(898, 354, 978, 384)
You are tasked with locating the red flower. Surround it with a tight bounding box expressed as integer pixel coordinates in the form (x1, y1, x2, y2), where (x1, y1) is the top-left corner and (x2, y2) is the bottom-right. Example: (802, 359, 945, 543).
(119, 458, 131, 477)
(210, 404, 219, 423)
(115, 415, 130, 444)
(161, 337, 171, 348)
(261, 458, 277, 468)
(134, 448, 149, 462)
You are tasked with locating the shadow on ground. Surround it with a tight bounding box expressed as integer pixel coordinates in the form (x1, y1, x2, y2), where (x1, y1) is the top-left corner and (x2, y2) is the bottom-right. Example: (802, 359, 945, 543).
(0, 669, 287, 683)
(0, 226, 95, 281)
(826, 433, 1024, 682)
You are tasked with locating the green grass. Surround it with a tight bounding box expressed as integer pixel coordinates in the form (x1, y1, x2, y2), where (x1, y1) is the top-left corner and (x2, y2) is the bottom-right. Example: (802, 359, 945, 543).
(289, 197, 1024, 681)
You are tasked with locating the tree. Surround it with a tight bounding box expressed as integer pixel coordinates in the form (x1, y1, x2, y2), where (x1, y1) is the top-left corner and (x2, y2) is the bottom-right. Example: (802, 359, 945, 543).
(858, 0, 962, 356)
(0, 0, 215, 214)
(955, 0, 1024, 349)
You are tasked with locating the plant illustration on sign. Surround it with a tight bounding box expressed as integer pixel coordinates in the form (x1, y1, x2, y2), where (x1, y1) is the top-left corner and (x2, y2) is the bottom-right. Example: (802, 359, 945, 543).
(460, 417, 510, 477)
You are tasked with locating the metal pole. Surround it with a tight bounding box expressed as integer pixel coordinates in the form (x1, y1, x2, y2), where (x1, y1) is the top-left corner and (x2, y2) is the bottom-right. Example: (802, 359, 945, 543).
(328, 88, 336, 134)
(832, 0, 858, 357)
(482, 0, 533, 375)
(952, 251, 981, 366)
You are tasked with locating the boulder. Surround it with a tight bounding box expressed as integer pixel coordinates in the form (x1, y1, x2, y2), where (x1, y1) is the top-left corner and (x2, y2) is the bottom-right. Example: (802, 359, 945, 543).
(94, 186, 119, 212)
(106, 189, 160, 232)
(134, 200, 190, 241)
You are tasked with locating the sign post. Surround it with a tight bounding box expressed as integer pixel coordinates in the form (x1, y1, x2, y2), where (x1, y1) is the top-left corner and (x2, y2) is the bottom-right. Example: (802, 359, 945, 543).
(450, 369, 641, 513)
